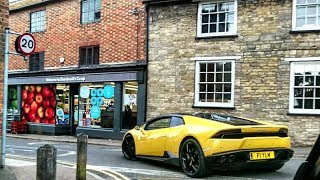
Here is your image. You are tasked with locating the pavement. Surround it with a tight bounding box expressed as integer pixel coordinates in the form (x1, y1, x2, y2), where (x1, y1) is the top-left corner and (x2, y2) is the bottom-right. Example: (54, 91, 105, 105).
(0, 133, 314, 180)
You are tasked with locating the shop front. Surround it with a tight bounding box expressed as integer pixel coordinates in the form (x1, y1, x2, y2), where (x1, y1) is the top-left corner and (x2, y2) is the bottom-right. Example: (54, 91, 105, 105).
(8, 66, 146, 139)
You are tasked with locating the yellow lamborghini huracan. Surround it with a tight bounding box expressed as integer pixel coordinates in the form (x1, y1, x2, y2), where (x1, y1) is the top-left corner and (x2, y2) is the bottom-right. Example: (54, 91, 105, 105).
(122, 113, 293, 178)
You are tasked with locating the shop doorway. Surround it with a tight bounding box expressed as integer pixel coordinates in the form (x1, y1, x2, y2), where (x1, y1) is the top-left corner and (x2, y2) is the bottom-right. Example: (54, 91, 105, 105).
(70, 84, 79, 135)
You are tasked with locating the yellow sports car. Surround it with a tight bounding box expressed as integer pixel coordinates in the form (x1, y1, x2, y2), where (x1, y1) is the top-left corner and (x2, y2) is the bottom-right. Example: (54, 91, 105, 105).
(122, 113, 294, 177)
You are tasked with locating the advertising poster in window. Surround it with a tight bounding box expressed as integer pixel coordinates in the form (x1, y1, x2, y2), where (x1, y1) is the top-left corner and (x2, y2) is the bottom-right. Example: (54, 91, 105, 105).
(21, 85, 56, 124)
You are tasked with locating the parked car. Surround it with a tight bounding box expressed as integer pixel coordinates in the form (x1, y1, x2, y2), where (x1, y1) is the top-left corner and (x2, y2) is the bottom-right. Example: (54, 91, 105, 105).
(294, 134, 320, 180)
(121, 113, 293, 178)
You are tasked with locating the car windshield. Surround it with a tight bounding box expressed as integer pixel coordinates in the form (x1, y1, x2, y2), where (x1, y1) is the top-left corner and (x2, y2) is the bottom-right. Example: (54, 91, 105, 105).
(194, 113, 262, 126)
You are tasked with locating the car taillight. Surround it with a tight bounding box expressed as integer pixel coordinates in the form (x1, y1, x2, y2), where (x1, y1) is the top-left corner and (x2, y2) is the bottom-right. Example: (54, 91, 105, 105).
(212, 129, 242, 139)
(278, 128, 288, 137)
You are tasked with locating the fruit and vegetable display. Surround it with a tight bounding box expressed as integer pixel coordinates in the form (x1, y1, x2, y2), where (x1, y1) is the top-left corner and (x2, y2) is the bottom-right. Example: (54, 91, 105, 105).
(22, 85, 56, 124)
(9, 87, 18, 110)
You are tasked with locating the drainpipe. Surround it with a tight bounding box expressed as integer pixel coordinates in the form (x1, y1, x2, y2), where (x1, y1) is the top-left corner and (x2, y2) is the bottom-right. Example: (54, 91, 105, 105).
(144, 3, 150, 122)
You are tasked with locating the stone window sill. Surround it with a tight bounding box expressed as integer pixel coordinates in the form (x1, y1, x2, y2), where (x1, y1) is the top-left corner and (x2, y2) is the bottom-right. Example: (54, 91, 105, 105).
(195, 34, 239, 40)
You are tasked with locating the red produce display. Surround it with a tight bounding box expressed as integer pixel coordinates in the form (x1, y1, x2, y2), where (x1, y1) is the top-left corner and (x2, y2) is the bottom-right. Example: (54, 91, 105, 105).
(22, 84, 56, 124)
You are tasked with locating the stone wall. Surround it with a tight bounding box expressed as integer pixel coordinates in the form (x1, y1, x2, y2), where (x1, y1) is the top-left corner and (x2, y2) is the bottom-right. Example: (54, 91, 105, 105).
(0, 0, 9, 112)
(147, 0, 320, 146)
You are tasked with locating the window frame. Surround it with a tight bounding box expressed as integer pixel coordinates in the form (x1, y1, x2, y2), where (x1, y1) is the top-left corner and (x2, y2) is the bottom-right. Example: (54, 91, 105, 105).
(30, 10, 46, 33)
(81, 0, 101, 24)
(288, 58, 320, 114)
(292, 0, 320, 31)
(79, 46, 100, 67)
(29, 52, 44, 71)
(192, 56, 238, 108)
(197, 0, 238, 38)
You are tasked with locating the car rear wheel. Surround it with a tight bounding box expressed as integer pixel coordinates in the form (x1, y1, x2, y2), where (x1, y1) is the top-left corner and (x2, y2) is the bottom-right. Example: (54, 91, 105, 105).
(179, 138, 207, 178)
(122, 135, 136, 160)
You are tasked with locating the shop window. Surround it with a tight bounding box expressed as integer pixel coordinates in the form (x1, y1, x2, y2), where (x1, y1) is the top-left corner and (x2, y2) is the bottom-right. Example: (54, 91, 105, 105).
(78, 82, 115, 128)
(122, 82, 138, 130)
(21, 84, 56, 124)
(79, 46, 99, 67)
(29, 52, 44, 71)
(30, 10, 46, 33)
(81, 0, 101, 24)
(56, 84, 70, 125)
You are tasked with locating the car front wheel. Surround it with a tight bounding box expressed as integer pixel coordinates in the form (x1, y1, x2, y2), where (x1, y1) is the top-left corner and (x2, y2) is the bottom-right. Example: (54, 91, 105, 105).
(122, 135, 136, 160)
(179, 138, 207, 178)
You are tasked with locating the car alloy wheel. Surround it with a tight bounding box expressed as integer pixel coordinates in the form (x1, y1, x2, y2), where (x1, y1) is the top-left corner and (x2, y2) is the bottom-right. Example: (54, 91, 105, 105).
(180, 138, 206, 177)
(122, 135, 136, 160)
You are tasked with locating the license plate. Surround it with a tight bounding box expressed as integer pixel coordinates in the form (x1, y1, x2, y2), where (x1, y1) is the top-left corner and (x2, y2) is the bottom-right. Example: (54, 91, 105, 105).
(250, 151, 275, 160)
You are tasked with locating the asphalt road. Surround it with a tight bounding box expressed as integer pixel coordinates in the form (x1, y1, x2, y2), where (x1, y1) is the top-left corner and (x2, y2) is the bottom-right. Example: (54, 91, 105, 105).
(6, 137, 303, 179)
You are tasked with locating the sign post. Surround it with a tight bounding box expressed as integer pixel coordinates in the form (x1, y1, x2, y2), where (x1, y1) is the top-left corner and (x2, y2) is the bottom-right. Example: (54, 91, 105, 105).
(1, 28, 36, 167)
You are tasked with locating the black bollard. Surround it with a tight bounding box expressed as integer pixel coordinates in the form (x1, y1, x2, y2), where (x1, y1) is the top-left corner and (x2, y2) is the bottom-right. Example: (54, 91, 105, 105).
(36, 144, 57, 180)
(76, 133, 88, 180)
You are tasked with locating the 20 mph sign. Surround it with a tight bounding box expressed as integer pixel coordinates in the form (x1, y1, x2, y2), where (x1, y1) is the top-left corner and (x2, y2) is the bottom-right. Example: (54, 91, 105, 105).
(16, 33, 36, 56)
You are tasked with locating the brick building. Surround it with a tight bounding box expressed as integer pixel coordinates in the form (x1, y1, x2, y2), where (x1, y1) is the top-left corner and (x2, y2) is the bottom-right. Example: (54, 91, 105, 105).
(0, 1, 9, 112)
(144, 0, 320, 146)
(8, 0, 147, 139)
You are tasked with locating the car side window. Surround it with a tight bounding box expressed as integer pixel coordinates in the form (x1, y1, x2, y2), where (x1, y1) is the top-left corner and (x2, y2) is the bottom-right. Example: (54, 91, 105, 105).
(145, 118, 170, 130)
(170, 117, 184, 127)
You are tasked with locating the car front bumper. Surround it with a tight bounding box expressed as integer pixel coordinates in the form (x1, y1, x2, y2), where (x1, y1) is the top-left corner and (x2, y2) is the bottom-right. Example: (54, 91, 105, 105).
(205, 148, 294, 170)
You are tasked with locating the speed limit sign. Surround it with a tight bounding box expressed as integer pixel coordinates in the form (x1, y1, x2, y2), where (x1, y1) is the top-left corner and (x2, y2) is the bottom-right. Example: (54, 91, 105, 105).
(16, 33, 36, 56)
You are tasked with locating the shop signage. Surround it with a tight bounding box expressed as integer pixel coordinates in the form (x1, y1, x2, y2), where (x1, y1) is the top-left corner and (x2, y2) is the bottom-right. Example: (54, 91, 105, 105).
(104, 85, 114, 99)
(90, 106, 101, 119)
(46, 76, 86, 82)
(80, 86, 90, 98)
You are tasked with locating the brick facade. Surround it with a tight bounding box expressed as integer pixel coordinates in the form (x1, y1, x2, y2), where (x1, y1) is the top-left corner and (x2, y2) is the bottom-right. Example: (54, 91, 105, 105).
(0, 0, 9, 112)
(9, 0, 146, 70)
(146, 0, 320, 146)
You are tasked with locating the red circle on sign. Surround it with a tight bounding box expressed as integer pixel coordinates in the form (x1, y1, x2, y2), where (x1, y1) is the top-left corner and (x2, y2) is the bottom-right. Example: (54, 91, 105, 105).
(18, 33, 36, 56)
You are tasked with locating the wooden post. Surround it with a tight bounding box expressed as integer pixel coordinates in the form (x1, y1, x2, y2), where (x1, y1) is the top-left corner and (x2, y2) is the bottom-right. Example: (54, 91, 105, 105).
(77, 133, 88, 180)
(36, 144, 57, 180)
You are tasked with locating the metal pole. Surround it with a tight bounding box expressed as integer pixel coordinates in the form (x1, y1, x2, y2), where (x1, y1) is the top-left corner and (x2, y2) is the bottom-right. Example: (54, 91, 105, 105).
(1, 27, 9, 168)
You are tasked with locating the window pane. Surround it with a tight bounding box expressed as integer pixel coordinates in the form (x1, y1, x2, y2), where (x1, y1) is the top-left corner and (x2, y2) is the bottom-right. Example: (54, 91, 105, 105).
(227, 13, 234, 22)
(224, 73, 231, 82)
(82, 1, 88, 12)
(227, 23, 234, 32)
(207, 63, 215, 72)
(224, 62, 232, 71)
(202, 15, 209, 23)
(218, 3, 226, 11)
(207, 84, 214, 92)
(294, 88, 303, 97)
(207, 73, 214, 82)
(199, 93, 206, 102)
(219, 13, 226, 22)
(210, 24, 217, 33)
(223, 94, 231, 102)
(224, 83, 231, 92)
(227, 2, 234, 11)
(297, 18, 305, 27)
(202, 4, 210, 13)
(307, 17, 316, 24)
(297, 7, 306, 17)
(200, 63, 206, 72)
(316, 88, 320, 97)
(294, 99, 303, 108)
(295, 76, 303, 86)
(305, 76, 314, 86)
(210, 14, 217, 23)
(200, 84, 206, 92)
(216, 73, 223, 82)
(211, 4, 217, 12)
(216, 84, 222, 92)
(307, 0, 317, 3)
(202, 24, 209, 33)
(297, 0, 306, 4)
(307, 6, 317, 16)
(215, 93, 222, 102)
(316, 99, 320, 109)
(216, 62, 223, 72)
(304, 99, 313, 109)
(219, 23, 226, 32)
(207, 93, 214, 102)
(305, 88, 314, 97)
(95, 0, 101, 10)
(200, 73, 206, 82)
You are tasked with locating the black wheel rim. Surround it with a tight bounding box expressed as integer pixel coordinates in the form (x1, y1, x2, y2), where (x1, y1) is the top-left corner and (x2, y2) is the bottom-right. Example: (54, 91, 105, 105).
(123, 137, 135, 158)
(181, 141, 200, 175)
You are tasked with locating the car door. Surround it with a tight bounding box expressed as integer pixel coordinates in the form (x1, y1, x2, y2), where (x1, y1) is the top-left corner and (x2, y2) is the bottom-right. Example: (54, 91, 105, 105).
(137, 117, 171, 157)
(166, 116, 185, 157)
